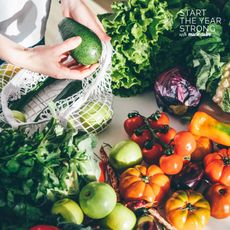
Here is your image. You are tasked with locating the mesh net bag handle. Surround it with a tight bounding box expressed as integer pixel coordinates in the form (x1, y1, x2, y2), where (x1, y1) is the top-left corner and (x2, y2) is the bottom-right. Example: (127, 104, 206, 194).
(59, 42, 113, 125)
(1, 41, 113, 133)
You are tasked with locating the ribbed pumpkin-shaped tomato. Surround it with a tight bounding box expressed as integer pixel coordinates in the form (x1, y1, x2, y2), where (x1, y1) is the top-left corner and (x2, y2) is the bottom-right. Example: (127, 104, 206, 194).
(204, 148, 230, 186)
(165, 190, 210, 230)
(119, 165, 170, 204)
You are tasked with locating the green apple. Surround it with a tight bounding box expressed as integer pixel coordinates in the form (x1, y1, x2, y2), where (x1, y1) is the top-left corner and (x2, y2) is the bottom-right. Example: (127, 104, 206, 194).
(109, 140, 142, 172)
(79, 182, 117, 219)
(51, 198, 84, 224)
(100, 203, 136, 230)
(79, 101, 113, 132)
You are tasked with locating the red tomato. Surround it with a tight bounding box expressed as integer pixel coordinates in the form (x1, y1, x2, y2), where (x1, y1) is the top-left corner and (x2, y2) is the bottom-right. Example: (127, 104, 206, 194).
(148, 111, 170, 129)
(30, 225, 60, 230)
(157, 128, 176, 144)
(142, 143, 163, 164)
(174, 131, 196, 156)
(131, 130, 152, 147)
(160, 154, 183, 175)
(124, 112, 144, 136)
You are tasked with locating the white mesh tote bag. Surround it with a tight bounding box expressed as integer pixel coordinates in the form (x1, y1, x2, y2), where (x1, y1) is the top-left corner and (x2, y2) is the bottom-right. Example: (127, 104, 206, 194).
(1, 42, 113, 134)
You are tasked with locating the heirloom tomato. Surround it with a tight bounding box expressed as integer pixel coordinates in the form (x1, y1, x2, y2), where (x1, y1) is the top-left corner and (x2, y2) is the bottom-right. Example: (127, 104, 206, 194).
(207, 183, 230, 219)
(165, 190, 210, 230)
(119, 165, 170, 204)
(204, 148, 230, 186)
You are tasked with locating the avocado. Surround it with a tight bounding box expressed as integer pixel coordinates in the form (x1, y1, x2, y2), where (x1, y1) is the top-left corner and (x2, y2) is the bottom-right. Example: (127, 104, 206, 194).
(58, 18, 102, 65)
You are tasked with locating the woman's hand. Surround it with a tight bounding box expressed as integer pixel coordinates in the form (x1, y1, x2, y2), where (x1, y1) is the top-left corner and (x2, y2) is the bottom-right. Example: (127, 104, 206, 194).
(0, 0, 107, 80)
(61, 0, 110, 42)
(23, 37, 99, 79)
(0, 35, 98, 79)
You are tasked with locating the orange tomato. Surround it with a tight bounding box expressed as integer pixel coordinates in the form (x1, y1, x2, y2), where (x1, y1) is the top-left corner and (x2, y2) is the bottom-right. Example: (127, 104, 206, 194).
(204, 149, 230, 186)
(159, 154, 183, 175)
(174, 131, 196, 156)
(191, 136, 213, 161)
(207, 183, 230, 219)
(165, 190, 210, 230)
(119, 165, 170, 204)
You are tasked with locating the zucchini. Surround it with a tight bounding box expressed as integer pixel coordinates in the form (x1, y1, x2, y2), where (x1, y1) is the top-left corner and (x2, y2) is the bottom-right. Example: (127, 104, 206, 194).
(34, 80, 82, 121)
(9, 77, 56, 111)
(58, 18, 102, 65)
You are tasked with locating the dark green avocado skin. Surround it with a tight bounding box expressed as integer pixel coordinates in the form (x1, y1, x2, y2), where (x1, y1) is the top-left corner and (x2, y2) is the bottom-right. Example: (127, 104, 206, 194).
(58, 18, 102, 65)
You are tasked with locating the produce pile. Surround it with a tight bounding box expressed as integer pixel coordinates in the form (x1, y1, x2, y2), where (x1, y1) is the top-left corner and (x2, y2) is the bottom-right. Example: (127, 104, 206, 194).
(100, 0, 230, 113)
(0, 0, 230, 229)
(1, 109, 229, 230)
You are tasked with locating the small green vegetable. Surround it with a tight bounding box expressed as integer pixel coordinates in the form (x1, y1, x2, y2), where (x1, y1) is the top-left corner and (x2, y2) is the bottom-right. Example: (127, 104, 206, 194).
(58, 18, 102, 65)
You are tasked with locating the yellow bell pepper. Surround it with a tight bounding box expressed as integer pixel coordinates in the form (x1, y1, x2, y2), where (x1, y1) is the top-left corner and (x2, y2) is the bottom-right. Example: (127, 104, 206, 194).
(189, 112, 230, 146)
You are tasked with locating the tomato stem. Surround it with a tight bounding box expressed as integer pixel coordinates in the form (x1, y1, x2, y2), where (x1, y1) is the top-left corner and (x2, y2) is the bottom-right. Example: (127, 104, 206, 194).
(135, 113, 174, 154)
(219, 188, 227, 195)
(144, 140, 154, 149)
(185, 203, 196, 211)
(142, 176, 149, 183)
(128, 112, 140, 118)
(149, 110, 161, 121)
(164, 147, 174, 156)
(223, 157, 230, 166)
(142, 117, 167, 148)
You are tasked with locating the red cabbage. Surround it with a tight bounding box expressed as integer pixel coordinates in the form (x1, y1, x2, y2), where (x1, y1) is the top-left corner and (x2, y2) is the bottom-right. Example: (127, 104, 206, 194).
(154, 67, 201, 115)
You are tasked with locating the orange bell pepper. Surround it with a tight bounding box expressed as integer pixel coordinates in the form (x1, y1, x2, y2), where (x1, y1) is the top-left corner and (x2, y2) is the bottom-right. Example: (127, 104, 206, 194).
(189, 112, 230, 146)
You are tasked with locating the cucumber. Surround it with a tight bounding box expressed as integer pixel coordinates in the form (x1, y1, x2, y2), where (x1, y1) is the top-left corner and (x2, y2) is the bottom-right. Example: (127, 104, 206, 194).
(53, 80, 82, 102)
(9, 77, 56, 111)
(58, 18, 102, 65)
(34, 80, 82, 121)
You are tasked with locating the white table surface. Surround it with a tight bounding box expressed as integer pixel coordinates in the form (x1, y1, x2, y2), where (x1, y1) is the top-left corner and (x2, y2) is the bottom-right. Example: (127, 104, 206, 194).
(96, 92, 230, 230)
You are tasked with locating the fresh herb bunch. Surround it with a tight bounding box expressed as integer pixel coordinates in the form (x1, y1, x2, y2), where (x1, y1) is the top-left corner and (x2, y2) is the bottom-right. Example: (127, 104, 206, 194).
(0, 118, 100, 229)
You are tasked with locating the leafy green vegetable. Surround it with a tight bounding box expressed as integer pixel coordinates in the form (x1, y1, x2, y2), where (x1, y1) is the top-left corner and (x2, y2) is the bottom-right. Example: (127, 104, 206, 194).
(100, 0, 173, 96)
(192, 50, 224, 92)
(0, 118, 100, 229)
(101, 0, 230, 113)
(154, 0, 230, 113)
(221, 88, 230, 112)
